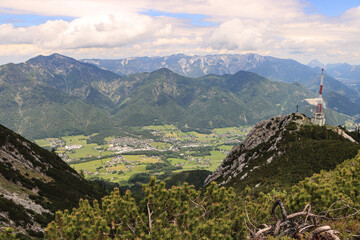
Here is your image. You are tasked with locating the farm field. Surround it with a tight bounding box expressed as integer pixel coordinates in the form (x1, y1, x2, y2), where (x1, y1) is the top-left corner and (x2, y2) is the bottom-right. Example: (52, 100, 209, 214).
(34, 125, 251, 185)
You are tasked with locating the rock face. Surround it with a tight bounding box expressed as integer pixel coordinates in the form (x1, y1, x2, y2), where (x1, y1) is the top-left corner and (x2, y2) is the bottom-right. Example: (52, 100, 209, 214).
(0, 124, 104, 238)
(204, 113, 359, 192)
(205, 114, 298, 186)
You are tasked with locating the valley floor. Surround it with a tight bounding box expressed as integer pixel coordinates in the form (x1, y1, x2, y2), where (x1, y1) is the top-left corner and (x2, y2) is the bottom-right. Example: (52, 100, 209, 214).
(34, 125, 251, 186)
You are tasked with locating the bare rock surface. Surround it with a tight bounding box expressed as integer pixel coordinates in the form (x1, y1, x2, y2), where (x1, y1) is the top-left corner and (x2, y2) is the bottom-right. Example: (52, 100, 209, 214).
(205, 113, 304, 186)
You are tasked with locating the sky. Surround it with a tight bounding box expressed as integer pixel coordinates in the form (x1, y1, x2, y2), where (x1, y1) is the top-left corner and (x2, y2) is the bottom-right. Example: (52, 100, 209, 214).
(0, 0, 360, 65)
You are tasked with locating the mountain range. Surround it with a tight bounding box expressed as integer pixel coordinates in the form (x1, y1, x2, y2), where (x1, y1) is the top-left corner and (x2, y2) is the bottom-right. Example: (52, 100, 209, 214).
(1, 53, 349, 140)
(1, 53, 359, 239)
(308, 60, 360, 97)
(82, 53, 360, 102)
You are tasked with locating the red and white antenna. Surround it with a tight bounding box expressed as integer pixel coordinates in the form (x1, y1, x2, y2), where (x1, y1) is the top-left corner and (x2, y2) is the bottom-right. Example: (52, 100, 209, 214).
(310, 69, 326, 126)
(319, 68, 324, 96)
(316, 68, 324, 113)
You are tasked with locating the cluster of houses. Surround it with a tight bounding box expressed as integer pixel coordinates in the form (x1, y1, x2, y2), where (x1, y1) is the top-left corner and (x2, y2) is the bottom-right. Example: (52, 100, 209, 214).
(47, 138, 65, 148)
(65, 145, 83, 151)
(107, 137, 155, 153)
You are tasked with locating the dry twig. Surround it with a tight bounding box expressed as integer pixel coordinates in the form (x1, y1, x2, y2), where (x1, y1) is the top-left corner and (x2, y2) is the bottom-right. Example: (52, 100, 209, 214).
(250, 200, 359, 240)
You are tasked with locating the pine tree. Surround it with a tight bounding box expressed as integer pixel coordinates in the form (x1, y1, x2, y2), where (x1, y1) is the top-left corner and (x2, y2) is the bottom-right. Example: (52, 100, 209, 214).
(45, 177, 246, 239)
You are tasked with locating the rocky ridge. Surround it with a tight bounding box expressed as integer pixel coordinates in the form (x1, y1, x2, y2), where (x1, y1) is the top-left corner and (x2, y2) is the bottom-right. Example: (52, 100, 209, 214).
(204, 113, 359, 192)
(205, 113, 299, 186)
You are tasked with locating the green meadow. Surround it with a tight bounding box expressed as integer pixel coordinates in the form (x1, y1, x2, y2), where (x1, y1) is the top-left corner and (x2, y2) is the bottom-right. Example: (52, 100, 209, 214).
(35, 125, 251, 185)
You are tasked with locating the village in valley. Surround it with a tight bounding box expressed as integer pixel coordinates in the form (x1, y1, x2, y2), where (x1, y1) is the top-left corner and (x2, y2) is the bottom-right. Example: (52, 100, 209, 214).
(35, 125, 251, 185)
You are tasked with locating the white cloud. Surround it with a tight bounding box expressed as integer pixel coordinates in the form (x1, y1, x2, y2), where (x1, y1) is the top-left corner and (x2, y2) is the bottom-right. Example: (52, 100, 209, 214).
(205, 19, 266, 50)
(153, 37, 202, 46)
(0, 0, 360, 64)
(0, 13, 170, 49)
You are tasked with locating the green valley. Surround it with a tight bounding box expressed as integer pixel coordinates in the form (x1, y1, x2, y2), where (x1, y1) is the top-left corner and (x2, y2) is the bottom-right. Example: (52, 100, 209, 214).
(34, 125, 251, 185)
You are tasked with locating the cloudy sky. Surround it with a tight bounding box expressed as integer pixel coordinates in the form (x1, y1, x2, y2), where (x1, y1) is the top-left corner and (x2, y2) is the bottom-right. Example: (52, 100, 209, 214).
(0, 0, 360, 65)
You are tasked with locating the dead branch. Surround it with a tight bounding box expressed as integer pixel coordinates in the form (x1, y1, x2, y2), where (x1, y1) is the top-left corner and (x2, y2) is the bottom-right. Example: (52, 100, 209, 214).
(243, 217, 255, 236)
(127, 223, 136, 236)
(254, 225, 272, 240)
(245, 201, 258, 231)
(271, 199, 287, 222)
(309, 226, 331, 239)
(147, 200, 153, 234)
(273, 220, 281, 236)
(190, 198, 207, 217)
(250, 200, 360, 240)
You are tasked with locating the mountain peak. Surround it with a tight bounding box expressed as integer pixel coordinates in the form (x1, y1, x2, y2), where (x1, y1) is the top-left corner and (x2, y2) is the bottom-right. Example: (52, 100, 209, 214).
(151, 67, 177, 75)
(27, 53, 77, 65)
(308, 59, 325, 68)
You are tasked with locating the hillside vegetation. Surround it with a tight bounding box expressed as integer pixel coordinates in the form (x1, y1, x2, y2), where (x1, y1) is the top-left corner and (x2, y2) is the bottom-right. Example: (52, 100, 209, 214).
(44, 152, 360, 239)
(0, 124, 108, 238)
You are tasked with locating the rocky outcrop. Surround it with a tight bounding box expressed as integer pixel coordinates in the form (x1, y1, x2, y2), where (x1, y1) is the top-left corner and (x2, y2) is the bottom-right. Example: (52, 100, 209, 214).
(204, 113, 359, 193)
(205, 113, 303, 186)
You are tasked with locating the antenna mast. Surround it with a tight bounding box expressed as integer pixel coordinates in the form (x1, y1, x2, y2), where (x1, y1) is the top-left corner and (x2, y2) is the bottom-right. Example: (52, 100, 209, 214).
(311, 69, 326, 126)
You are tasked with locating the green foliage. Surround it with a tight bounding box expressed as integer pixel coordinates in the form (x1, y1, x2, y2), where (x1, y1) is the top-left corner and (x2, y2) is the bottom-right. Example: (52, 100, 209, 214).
(165, 170, 212, 190)
(244, 153, 360, 239)
(189, 147, 213, 157)
(144, 159, 182, 176)
(45, 177, 246, 239)
(266, 236, 296, 240)
(288, 154, 360, 215)
(0, 228, 18, 240)
(128, 173, 151, 184)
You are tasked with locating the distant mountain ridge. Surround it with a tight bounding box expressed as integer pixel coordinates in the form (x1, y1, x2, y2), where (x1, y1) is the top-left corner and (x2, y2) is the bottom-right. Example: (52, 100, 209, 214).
(0, 54, 350, 139)
(82, 53, 360, 101)
(308, 60, 360, 96)
(113, 68, 317, 128)
(317, 62, 360, 82)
